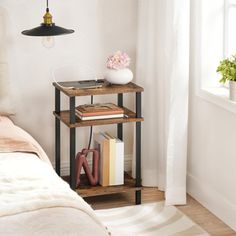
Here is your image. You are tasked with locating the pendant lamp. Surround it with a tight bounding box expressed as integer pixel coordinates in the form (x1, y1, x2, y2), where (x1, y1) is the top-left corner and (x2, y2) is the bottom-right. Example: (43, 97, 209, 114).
(22, 0, 74, 36)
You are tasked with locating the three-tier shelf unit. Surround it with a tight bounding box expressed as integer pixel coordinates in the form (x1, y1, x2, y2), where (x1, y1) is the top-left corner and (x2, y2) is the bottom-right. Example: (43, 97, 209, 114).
(53, 82, 144, 204)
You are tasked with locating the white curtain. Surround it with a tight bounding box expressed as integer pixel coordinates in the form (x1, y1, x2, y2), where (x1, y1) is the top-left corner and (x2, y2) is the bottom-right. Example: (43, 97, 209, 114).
(136, 0, 190, 205)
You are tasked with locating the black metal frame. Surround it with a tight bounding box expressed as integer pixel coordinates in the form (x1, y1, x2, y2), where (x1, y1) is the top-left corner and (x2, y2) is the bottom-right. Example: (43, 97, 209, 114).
(117, 93, 123, 140)
(55, 89, 77, 190)
(69, 97, 76, 190)
(55, 88, 142, 204)
(135, 92, 142, 204)
(55, 88, 61, 176)
(117, 92, 142, 204)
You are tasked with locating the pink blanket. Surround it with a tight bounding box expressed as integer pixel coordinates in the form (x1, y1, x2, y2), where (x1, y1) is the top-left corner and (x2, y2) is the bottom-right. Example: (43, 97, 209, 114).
(0, 116, 51, 165)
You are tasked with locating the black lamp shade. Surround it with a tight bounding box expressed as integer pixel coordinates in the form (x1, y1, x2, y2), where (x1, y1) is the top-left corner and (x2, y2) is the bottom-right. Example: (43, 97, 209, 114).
(22, 23, 74, 36)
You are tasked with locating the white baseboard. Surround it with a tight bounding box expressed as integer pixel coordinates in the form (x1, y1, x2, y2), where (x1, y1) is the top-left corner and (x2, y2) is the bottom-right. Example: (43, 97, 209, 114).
(52, 154, 132, 177)
(187, 173, 236, 231)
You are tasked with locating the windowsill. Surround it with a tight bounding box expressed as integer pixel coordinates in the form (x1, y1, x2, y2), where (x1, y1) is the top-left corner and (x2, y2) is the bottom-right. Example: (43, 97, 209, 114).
(197, 87, 236, 114)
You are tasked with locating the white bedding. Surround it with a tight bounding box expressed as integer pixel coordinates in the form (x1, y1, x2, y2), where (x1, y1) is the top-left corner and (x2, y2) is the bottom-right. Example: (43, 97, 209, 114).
(0, 152, 109, 236)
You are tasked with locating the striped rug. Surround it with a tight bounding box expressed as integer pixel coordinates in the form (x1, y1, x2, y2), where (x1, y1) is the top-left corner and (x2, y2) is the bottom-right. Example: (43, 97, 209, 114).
(95, 202, 209, 236)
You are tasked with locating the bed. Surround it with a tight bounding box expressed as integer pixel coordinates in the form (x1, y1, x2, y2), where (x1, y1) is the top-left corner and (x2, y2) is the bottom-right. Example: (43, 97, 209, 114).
(0, 116, 110, 236)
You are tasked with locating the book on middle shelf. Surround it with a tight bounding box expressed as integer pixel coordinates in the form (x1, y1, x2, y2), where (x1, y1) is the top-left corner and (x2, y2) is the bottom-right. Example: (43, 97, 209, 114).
(94, 132, 124, 187)
(76, 103, 124, 121)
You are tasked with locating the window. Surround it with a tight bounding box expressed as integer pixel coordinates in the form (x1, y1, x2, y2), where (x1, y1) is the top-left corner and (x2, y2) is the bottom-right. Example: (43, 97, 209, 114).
(222, 0, 236, 88)
(200, 0, 236, 89)
(197, 0, 236, 113)
(224, 0, 236, 57)
(200, 0, 224, 88)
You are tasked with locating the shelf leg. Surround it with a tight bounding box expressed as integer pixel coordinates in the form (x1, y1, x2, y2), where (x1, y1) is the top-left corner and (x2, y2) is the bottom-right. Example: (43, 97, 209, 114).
(70, 128, 76, 190)
(70, 97, 76, 190)
(55, 88, 61, 176)
(135, 92, 142, 205)
(117, 93, 123, 140)
(135, 190, 141, 205)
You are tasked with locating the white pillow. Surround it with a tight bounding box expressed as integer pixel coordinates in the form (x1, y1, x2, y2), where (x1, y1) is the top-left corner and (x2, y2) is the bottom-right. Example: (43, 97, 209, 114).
(0, 63, 14, 116)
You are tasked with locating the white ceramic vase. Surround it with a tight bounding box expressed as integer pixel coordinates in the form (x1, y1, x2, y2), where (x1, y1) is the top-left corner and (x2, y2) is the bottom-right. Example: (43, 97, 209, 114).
(229, 81, 236, 102)
(105, 68, 133, 85)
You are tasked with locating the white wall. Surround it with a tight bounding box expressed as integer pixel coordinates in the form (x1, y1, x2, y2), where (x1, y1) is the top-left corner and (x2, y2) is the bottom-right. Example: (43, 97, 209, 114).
(2, 0, 236, 230)
(0, 0, 138, 169)
(188, 0, 236, 230)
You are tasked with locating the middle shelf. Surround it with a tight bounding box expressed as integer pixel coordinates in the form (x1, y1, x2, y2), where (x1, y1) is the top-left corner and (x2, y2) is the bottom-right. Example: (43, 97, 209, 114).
(53, 107, 144, 128)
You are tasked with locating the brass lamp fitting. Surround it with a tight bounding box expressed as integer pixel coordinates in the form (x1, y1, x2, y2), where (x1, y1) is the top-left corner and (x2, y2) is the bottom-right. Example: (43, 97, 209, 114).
(43, 8, 53, 25)
(21, 0, 74, 36)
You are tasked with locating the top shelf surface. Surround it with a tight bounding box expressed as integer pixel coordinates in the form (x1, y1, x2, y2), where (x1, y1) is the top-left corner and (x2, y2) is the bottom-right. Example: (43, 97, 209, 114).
(53, 81, 144, 97)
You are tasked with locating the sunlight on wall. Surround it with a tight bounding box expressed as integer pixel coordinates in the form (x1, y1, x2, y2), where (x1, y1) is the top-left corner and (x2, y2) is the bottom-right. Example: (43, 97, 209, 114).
(0, 0, 138, 166)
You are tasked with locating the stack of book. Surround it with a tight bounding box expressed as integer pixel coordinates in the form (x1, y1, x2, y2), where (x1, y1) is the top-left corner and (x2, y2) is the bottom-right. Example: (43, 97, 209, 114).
(94, 132, 124, 187)
(76, 103, 124, 121)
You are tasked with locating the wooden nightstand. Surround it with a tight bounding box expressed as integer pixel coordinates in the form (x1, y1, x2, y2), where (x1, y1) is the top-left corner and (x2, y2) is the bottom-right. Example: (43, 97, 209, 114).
(53, 81, 144, 204)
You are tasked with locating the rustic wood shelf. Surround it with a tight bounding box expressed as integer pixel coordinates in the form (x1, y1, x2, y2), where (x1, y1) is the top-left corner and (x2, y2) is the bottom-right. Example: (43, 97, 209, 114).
(53, 80, 143, 204)
(53, 81, 144, 97)
(53, 107, 143, 128)
(63, 173, 141, 197)
(78, 172, 141, 197)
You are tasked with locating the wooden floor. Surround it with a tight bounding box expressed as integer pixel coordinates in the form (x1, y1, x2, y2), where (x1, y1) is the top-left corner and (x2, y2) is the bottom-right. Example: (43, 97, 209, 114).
(85, 188, 236, 236)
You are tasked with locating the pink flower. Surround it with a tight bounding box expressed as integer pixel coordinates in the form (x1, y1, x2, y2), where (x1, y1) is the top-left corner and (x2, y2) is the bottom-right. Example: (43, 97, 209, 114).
(106, 51, 131, 70)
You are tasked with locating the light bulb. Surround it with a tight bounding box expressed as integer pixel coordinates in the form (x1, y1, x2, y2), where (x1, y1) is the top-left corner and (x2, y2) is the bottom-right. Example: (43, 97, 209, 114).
(42, 36, 55, 49)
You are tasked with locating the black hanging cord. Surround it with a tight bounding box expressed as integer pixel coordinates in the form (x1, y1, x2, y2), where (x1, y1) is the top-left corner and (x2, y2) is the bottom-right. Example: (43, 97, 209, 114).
(46, 0, 49, 11)
(87, 95, 94, 150)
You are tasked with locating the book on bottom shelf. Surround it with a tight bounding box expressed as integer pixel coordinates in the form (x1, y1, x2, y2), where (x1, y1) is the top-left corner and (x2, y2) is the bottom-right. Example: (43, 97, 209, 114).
(115, 138, 124, 185)
(103, 133, 116, 186)
(94, 132, 124, 187)
(94, 133, 109, 187)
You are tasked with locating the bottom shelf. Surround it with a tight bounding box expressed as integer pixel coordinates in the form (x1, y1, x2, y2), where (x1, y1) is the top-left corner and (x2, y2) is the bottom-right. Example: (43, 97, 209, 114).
(62, 172, 142, 198)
